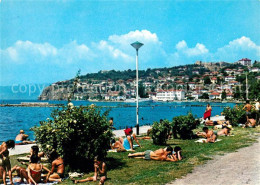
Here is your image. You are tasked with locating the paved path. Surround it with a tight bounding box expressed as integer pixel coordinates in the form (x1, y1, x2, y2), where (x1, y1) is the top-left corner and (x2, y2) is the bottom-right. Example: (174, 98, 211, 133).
(167, 137, 260, 185)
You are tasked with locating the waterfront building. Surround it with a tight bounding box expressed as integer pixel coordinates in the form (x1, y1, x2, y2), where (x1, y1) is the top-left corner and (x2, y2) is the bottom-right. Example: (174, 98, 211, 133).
(156, 89, 185, 101)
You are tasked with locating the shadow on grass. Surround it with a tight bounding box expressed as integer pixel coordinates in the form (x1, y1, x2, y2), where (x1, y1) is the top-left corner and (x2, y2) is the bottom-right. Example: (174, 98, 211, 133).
(105, 156, 127, 171)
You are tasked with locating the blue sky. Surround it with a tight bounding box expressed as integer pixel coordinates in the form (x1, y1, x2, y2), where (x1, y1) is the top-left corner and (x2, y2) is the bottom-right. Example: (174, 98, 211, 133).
(0, 0, 259, 86)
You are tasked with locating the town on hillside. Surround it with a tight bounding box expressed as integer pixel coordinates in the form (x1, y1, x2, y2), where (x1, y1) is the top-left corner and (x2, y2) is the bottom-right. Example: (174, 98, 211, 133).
(39, 58, 260, 101)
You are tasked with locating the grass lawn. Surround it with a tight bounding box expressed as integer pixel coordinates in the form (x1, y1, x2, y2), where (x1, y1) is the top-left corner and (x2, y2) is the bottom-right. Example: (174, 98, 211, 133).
(10, 126, 260, 185)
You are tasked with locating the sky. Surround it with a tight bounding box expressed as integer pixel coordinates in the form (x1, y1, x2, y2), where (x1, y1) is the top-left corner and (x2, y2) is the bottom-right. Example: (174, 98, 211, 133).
(0, 0, 260, 86)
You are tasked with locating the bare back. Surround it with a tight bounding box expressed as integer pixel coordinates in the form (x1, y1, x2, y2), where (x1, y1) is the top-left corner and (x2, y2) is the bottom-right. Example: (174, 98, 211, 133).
(150, 149, 168, 161)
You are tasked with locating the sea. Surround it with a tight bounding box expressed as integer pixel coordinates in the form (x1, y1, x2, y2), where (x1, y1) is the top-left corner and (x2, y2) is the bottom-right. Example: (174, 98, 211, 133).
(0, 100, 237, 142)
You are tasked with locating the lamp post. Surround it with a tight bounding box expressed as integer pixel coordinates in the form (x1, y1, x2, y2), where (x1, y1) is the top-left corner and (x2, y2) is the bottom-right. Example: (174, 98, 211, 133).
(246, 72, 248, 100)
(131, 41, 143, 135)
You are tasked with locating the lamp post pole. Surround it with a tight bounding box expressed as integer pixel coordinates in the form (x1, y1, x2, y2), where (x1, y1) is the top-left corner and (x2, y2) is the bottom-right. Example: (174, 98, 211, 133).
(246, 72, 248, 100)
(131, 41, 143, 135)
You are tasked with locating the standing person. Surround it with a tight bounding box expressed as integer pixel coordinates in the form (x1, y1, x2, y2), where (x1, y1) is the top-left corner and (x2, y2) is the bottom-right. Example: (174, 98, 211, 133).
(0, 140, 15, 185)
(243, 100, 252, 123)
(204, 104, 212, 120)
(46, 151, 65, 182)
(73, 157, 107, 185)
(109, 117, 116, 130)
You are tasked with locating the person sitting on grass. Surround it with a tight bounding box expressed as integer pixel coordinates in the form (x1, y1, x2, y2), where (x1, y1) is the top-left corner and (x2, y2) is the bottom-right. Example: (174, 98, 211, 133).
(27, 154, 50, 185)
(112, 128, 141, 151)
(0, 140, 15, 185)
(45, 151, 65, 182)
(128, 146, 178, 161)
(244, 118, 256, 128)
(72, 157, 107, 185)
(197, 127, 217, 143)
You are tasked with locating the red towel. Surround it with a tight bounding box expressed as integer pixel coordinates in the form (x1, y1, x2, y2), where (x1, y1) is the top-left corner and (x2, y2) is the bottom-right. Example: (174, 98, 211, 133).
(204, 110, 211, 120)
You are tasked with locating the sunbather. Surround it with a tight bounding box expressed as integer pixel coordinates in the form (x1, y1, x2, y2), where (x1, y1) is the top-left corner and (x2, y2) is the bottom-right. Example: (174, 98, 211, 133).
(15, 130, 35, 145)
(216, 126, 231, 136)
(245, 118, 256, 128)
(46, 151, 65, 182)
(73, 157, 107, 185)
(0, 140, 15, 185)
(112, 128, 141, 151)
(128, 146, 177, 161)
(27, 155, 50, 185)
(197, 127, 217, 143)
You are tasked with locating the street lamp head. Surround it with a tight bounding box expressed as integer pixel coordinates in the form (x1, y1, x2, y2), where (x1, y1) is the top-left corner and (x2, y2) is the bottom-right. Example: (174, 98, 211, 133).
(131, 41, 144, 50)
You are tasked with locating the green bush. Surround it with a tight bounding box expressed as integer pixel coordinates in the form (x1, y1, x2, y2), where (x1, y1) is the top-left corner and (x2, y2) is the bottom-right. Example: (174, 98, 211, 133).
(222, 104, 257, 126)
(151, 120, 171, 145)
(31, 103, 113, 171)
(171, 113, 199, 139)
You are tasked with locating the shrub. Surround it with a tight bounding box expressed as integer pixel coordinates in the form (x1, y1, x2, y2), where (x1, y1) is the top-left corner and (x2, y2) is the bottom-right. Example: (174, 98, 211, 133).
(222, 104, 257, 126)
(171, 113, 199, 139)
(151, 120, 171, 145)
(31, 103, 113, 171)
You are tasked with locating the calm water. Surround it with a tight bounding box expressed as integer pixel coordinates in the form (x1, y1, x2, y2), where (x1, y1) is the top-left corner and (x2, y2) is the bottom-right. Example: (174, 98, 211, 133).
(0, 100, 236, 142)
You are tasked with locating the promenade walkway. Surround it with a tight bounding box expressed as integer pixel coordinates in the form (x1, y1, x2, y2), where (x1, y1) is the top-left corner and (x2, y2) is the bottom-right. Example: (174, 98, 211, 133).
(167, 136, 260, 185)
(9, 125, 151, 156)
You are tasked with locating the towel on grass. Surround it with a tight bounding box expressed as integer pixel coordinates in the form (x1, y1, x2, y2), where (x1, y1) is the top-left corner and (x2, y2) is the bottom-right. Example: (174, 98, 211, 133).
(195, 138, 222, 143)
(6, 177, 58, 185)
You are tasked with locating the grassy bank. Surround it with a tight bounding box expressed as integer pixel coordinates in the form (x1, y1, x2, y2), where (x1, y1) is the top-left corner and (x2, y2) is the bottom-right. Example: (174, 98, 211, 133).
(10, 126, 260, 185)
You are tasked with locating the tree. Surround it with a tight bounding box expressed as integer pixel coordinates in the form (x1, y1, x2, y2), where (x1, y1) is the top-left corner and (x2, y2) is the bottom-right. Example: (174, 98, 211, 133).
(118, 90, 124, 96)
(200, 93, 209, 99)
(234, 86, 241, 100)
(203, 77, 211, 85)
(221, 90, 227, 100)
(138, 83, 147, 98)
(32, 104, 113, 171)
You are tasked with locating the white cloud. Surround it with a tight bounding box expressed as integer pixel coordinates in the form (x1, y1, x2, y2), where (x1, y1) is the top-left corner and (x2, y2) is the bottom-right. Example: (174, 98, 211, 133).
(1, 32, 259, 86)
(214, 36, 260, 62)
(175, 40, 208, 56)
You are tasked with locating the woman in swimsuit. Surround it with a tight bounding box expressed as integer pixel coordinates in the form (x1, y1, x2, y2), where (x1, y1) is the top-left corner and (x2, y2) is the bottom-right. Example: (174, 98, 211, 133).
(27, 155, 50, 185)
(112, 128, 141, 151)
(73, 157, 107, 185)
(0, 140, 15, 185)
(46, 151, 65, 182)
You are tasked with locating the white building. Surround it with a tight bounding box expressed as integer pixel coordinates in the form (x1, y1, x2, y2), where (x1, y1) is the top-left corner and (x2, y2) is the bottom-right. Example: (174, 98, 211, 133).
(236, 58, 251, 67)
(156, 90, 185, 101)
(225, 76, 236, 82)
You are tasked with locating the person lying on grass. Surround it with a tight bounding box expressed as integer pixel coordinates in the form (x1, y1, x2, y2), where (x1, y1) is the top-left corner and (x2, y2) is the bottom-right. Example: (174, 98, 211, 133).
(128, 146, 181, 161)
(216, 126, 232, 136)
(197, 127, 217, 143)
(205, 120, 230, 126)
(72, 157, 106, 185)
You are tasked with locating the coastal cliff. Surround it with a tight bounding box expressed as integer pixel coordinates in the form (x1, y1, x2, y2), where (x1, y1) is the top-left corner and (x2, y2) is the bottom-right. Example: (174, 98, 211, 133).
(39, 85, 69, 100)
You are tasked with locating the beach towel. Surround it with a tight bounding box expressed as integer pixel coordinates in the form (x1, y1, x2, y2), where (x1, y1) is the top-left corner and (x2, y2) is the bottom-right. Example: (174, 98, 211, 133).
(204, 110, 211, 120)
(195, 138, 222, 143)
(6, 177, 58, 185)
